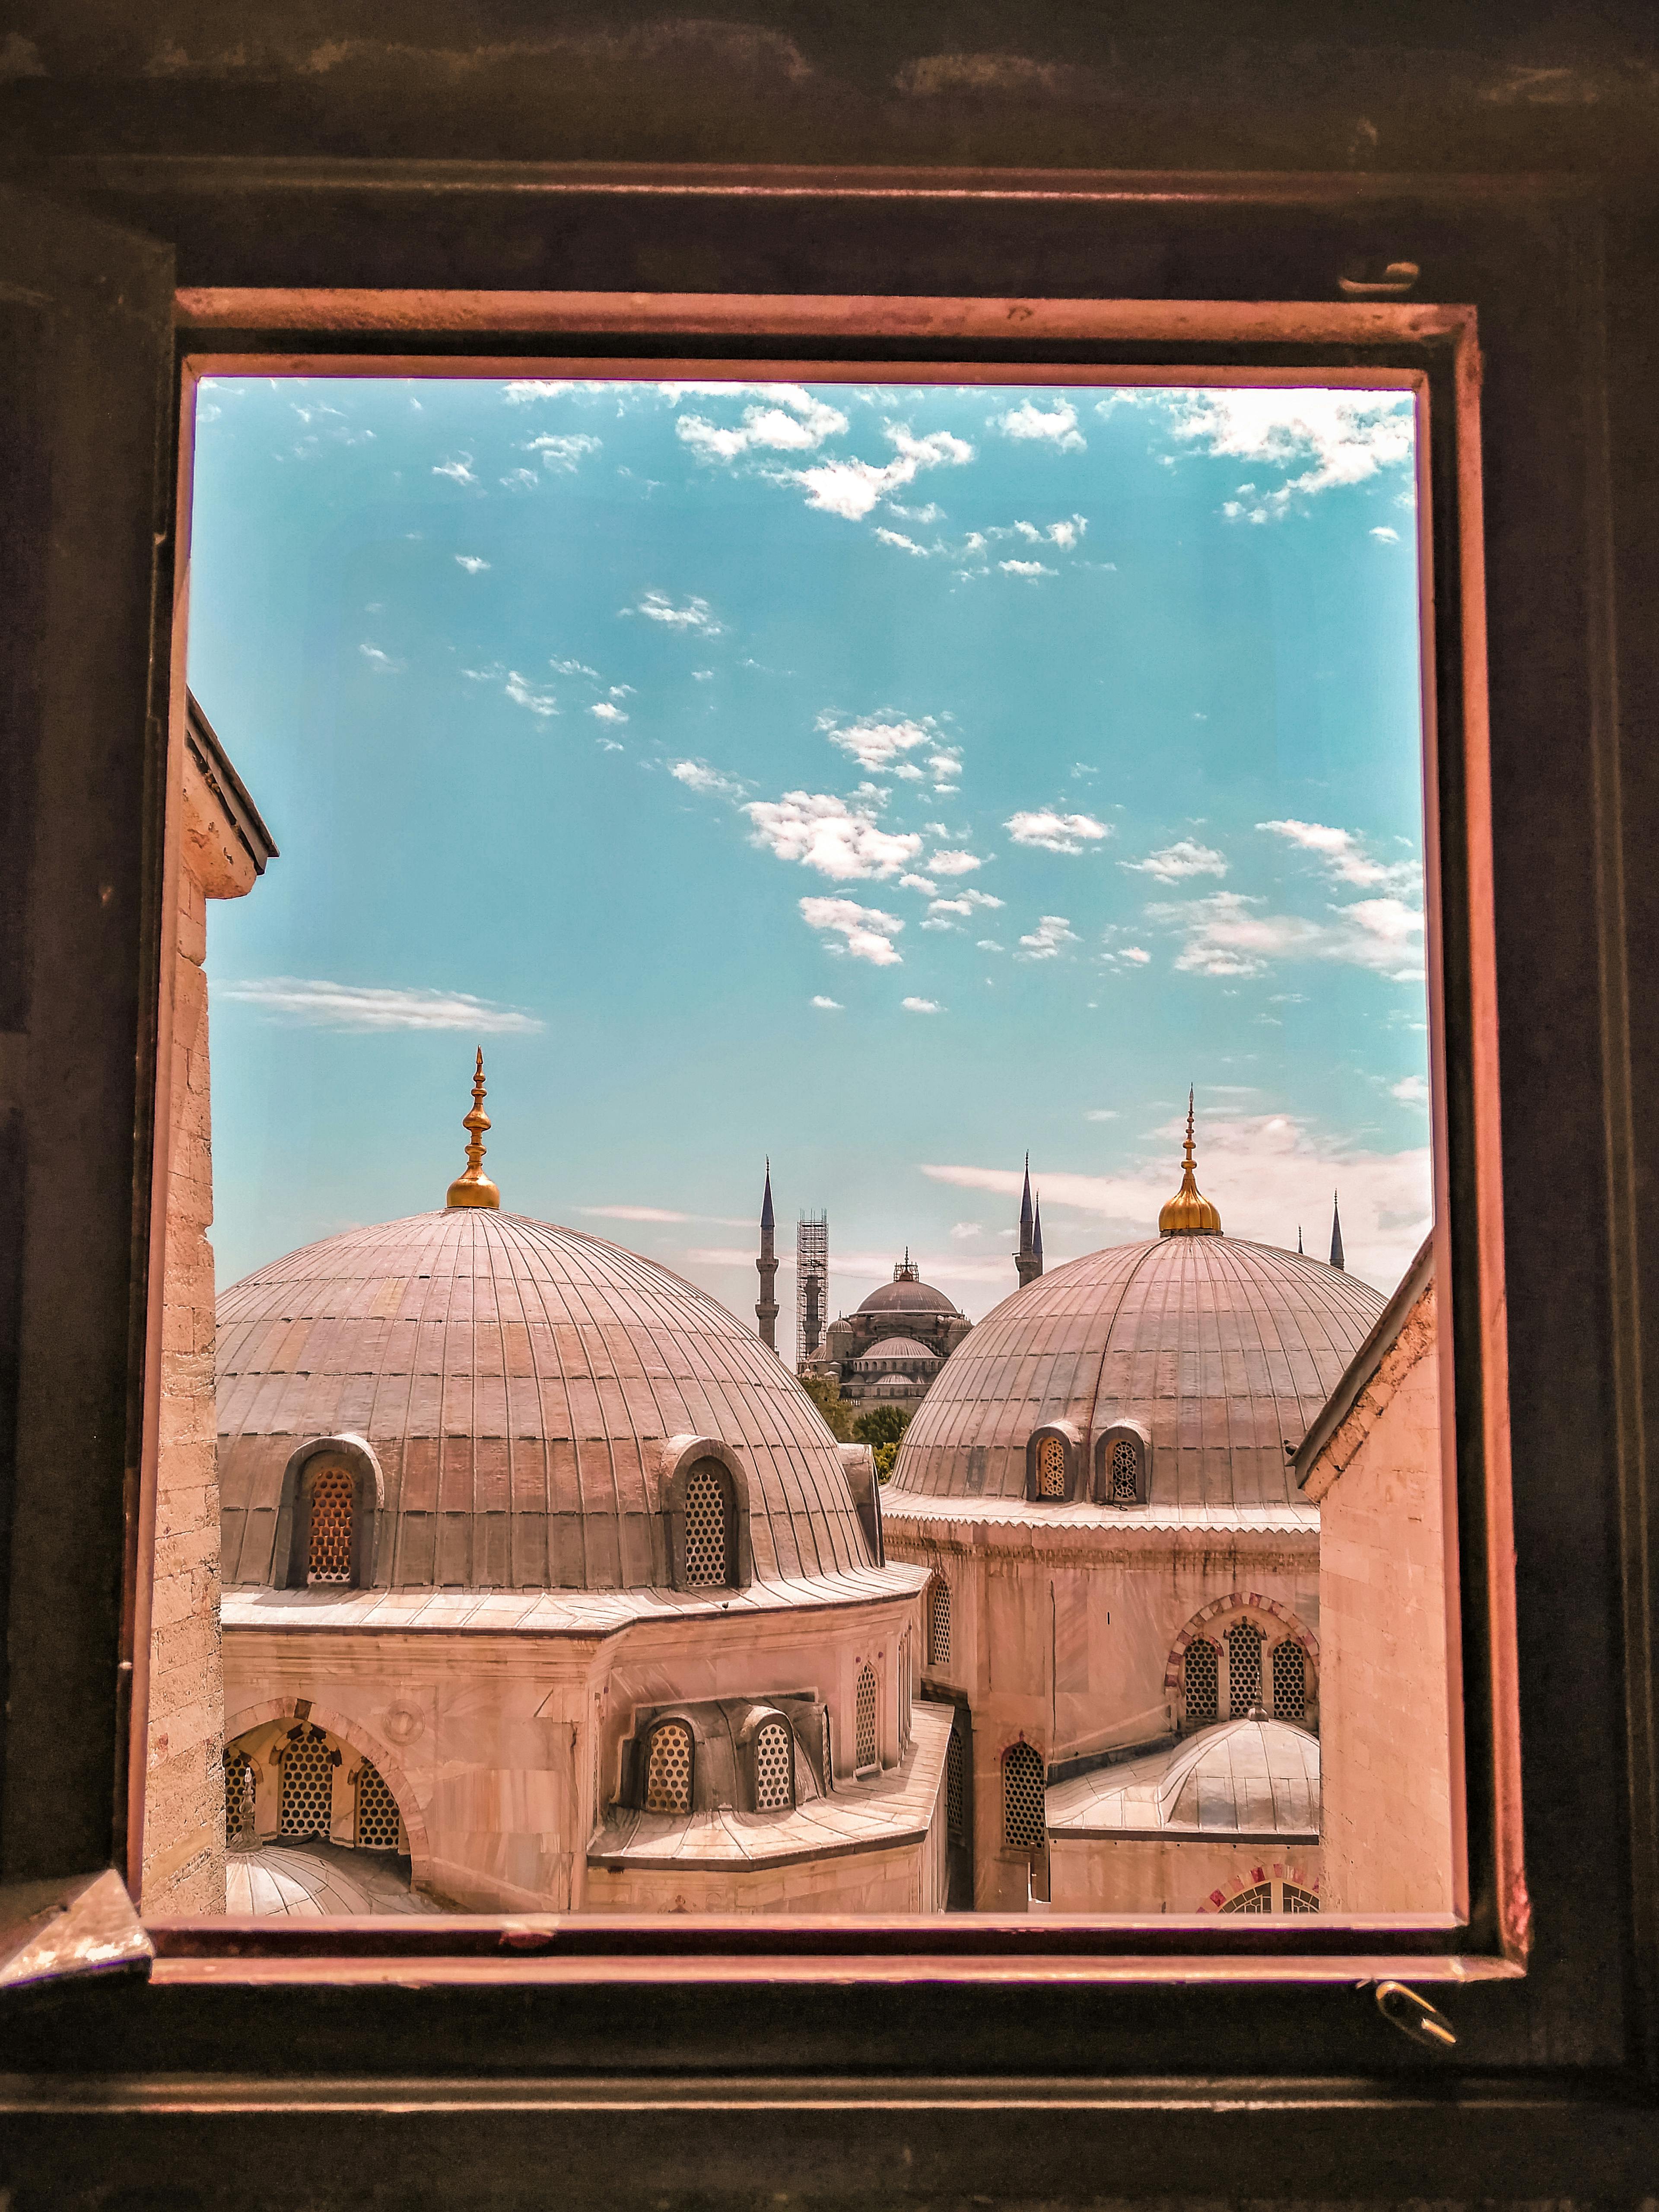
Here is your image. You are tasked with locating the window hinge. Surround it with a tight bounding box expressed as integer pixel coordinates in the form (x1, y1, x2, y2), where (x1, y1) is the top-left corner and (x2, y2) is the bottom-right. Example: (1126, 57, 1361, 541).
(1374, 1978, 1456, 2048)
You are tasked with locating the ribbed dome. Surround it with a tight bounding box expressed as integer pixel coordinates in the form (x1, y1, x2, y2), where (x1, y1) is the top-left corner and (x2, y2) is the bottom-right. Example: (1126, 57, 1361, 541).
(887, 1236, 1386, 1510)
(849, 1336, 936, 1366)
(1048, 1717, 1319, 1836)
(217, 1208, 875, 1592)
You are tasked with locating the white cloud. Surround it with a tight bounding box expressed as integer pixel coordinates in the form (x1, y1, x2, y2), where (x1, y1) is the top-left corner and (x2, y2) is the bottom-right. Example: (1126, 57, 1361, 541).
(578, 1205, 691, 1223)
(874, 528, 931, 556)
(1005, 809, 1111, 854)
(590, 701, 628, 724)
(1163, 389, 1413, 522)
(1121, 946, 1152, 964)
(1148, 889, 1424, 979)
(782, 423, 974, 521)
(950, 1220, 982, 1239)
(1017, 914, 1078, 960)
(1047, 515, 1087, 548)
(550, 657, 600, 678)
(504, 381, 575, 403)
(922, 1108, 1431, 1289)
(671, 384, 847, 462)
(1371, 524, 1402, 543)
(747, 793, 922, 880)
(811, 995, 843, 1010)
(359, 643, 403, 674)
(1391, 1073, 1430, 1104)
(628, 590, 722, 634)
(994, 398, 1084, 451)
(927, 889, 1004, 923)
(454, 555, 490, 574)
(1258, 817, 1419, 891)
(999, 558, 1057, 578)
(976, 938, 1004, 951)
(903, 996, 943, 1014)
(1084, 1109, 1118, 1121)
(219, 979, 542, 1034)
(669, 758, 743, 798)
(505, 670, 559, 717)
(899, 872, 937, 894)
(432, 454, 478, 485)
(1123, 839, 1227, 881)
(524, 433, 601, 471)
(928, 849, 983, 877)
(819, 712, 941, 774)
(799, 896, 905, 966)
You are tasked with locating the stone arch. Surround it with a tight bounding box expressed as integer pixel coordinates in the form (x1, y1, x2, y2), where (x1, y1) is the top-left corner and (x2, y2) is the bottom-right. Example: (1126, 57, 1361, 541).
(1163, 1593, 1320, 1724)
(1199, 1860, 1321, 1913)
(222, 1693, 431, 1890)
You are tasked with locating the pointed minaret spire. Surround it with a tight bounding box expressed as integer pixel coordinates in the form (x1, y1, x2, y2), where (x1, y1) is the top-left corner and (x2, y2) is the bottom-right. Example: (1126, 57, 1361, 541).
(445, 1049, 501, 1209)
(756, 1159, 779, 1353)
(1329, 1191, 1346, 1271)
(1297, 1225, 1304, 1255)
(1015, 1151, 1041, 1288)
(1158, 1085, 1222, 1236)
(1033, 1193, 1045, 1273)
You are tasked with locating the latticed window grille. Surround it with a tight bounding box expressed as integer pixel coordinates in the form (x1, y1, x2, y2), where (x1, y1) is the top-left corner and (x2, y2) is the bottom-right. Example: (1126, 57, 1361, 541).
(1184, 1637, 1219, 1726)
(1271, 1639, 1307, 1722)
(1035, 1435, 1066, 1499)
(682, 1460, 730, 1587)
(279, 1732, 336, 1839)
(645, 1720, 693, 1814)
(306, 1465, 354, 1584)
(1284, 1881, 1320, 1913)
(224, 1751, 256, 1846)
(1227, 1619, 1265, 1711)
(928, 1578, 951, 1668)
(753, 1719, 793, 1812)
(946, 1726, 966, 1845)
(1109, 1438, 1139, 1503)
(1220, 1880, 1274, 1913)
(1002, 1741, 1046, 1851)
(855, 1663, 878, 1771)
(355, 1759, 401, 1850)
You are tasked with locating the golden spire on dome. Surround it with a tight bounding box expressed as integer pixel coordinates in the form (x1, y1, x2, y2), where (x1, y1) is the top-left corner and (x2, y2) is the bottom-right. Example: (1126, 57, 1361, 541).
(445, 1049, 501, 1210)
(1158, 1087, 1223, 1237)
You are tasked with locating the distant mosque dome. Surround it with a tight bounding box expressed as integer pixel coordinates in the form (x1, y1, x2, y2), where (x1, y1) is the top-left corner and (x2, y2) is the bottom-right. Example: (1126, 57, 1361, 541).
(1047, 1716, 1320, 1838)
(852, 1254, 962, 1321)
(217, 1065, 876, 1595)
(888, 1102, 1385, 1511)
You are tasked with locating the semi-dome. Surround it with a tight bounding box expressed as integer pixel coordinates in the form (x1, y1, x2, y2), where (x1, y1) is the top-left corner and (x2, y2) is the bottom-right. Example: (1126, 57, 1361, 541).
(888, 1232, 1386, 1510)
(848, 1336, 935, 1367)
(217, 1204, 876, 1594)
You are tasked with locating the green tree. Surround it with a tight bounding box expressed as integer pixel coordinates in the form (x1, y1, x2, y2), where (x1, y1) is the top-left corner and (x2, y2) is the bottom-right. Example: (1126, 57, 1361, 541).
(873, 1440, 901, 1482)
(852, 1403, 912, 1449)
(798, 1370, 856, 1441)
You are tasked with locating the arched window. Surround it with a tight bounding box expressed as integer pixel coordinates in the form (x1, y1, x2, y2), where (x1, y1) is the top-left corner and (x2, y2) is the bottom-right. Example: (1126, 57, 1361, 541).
(1002, 1741, 1046, 1852)
(1220, 1880, 1274, 1914)
(1271, 1639, 1307, 1722)
(279, 1729, 337, 1839)
(644, 1719, 694, 1814)
(855, 1663, 879, 1772)
(306, 1463, 355, 1585)
(1184, 1637, 1219, 1726)
(1035, 1434, 1066, 1499)
(928, 1576, 951, 1667)
(1284, 1881, 1320, 1913)
(224, 1749, 256, 1846)
(946, 1726, 966, 1847)
(354, 1759, 401, 1850)
(1220, 1878, 1319, 1915)
(753, 1718, 794, 1812)
(1227, 1619, 1264, 1712)
(682, 1458, 732, 1587)
(1109, 1437, 1138, 1503)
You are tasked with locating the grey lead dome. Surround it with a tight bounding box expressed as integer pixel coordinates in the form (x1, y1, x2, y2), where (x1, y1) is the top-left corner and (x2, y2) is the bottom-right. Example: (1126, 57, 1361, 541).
(217, 1208, 875, 1592)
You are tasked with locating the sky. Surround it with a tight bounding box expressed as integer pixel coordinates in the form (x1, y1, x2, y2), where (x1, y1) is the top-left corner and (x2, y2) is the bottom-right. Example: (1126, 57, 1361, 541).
(188, 373, 1431, 1341)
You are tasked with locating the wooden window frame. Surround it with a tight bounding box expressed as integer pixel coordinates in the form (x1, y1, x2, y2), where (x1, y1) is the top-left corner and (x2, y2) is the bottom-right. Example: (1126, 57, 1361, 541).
(0, 170, 1648, 2184)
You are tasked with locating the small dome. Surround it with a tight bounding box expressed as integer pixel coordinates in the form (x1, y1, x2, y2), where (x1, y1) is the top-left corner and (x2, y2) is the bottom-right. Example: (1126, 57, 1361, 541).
(218, 1208, 875, 1594)
(1048, 1717, 1319, 1835)
(849, 1336, 937, 1367)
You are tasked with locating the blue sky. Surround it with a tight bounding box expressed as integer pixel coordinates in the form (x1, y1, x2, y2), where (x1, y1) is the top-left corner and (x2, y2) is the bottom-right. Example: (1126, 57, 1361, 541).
(188, 374, 1430, 1334)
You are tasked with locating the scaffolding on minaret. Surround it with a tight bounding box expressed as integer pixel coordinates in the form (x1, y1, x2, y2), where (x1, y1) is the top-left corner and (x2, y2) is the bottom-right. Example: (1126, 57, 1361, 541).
(796, 1209, 829, 1368)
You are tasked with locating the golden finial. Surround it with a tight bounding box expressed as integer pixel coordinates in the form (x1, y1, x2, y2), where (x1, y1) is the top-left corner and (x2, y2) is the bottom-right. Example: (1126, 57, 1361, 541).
(445, 1048, 501, 1210)
(1157, 1085, 1222, 1236)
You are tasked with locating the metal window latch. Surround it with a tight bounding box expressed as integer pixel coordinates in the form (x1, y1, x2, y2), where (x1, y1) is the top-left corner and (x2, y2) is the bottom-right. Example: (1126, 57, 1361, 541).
(1374, 1979, 1457, 2048)
(1338, 259, 1422, 299)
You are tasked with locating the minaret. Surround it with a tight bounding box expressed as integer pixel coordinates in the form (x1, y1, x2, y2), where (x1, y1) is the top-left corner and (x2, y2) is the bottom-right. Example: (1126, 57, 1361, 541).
(1297, 1225, 1304, 1255)
(1033, 1193, 1044, 1274)
(755, 1160, 779, 1354)
(1015, 1154, 1041, 1287)
(445, 1049, 501, 1210)
(1157, 1088, 1223, 1236)
(1329, 1191, 1346, 1271)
